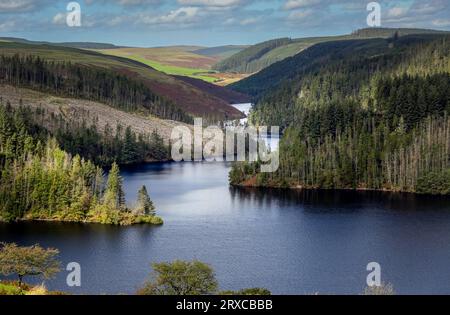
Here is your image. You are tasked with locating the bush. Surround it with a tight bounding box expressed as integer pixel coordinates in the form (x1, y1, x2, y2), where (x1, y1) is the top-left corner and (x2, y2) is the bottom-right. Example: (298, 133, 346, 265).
(363, 283, 395, 295)
(220, 288, 271, 295)
(416, 169, 450, 195)
(136, 215, 164, 225)
(0, 282, 25, 295)
(25, 284, 48, 295)
(138, 260, 218, 295)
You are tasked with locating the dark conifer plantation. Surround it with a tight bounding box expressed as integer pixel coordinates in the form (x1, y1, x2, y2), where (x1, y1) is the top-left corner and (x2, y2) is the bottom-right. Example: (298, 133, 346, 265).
(230, 35, 450, 194)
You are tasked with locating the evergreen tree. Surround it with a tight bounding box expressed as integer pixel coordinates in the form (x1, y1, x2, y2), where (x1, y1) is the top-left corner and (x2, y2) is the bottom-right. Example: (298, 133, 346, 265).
(104, 162, 125, 210)
(134, 185, 155, 216)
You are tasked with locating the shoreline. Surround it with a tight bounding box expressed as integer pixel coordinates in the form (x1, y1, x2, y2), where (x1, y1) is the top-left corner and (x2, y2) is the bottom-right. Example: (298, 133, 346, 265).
(0, 215, 164, 226)
(231, 176, 445, 196)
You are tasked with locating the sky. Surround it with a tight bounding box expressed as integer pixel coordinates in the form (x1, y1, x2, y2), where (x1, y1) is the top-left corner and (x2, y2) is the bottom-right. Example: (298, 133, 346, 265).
(0, 0, 449, 47)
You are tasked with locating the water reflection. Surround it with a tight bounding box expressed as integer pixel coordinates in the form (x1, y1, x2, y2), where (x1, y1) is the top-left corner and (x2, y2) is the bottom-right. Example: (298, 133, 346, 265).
(2, 161, 450, 295)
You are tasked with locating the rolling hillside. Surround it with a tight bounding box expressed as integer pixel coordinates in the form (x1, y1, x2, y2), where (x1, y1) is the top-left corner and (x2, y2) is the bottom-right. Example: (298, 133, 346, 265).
(0, 37, 124, 49)
(94, 46, 220, 82)
(0, 85, 187, 144)
(94, 45, 248, 85)
(193, 45, 249, 59)
(174, 75, 250, 104)
(230, 33, 450, 194)
(214, 28, 450, 74)
(230, 33, 450, 100)
(0, 41, 243, 121)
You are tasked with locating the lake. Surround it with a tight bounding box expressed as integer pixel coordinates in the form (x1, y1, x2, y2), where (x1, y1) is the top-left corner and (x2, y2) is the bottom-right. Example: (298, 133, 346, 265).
(1, 161, 450, 295)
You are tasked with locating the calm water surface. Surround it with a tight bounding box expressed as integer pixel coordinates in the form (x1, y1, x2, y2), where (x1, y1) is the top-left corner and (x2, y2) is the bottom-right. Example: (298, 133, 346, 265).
(1, 161, 450, 294)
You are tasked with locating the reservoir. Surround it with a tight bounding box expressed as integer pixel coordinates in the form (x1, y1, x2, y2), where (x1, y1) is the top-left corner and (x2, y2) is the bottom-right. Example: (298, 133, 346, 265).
(1, 160, 450, 294)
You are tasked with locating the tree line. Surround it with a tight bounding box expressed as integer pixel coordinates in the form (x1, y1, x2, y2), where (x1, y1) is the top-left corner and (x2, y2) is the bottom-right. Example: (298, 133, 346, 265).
(0, 102, 162, 224)
(0, 100, 170, 166)
(230, 35, 450, 195)
(0, 54, 192, 123)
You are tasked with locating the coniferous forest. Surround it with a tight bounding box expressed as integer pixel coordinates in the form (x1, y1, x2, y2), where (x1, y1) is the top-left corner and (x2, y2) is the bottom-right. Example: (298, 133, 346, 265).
(0, 102, 163, 224)
(230, 34, 450, 194)
(0, 54, 192, 123)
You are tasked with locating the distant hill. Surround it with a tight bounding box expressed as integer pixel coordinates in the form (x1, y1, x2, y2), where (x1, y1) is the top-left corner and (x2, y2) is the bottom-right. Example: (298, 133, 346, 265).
(351, 27, 449, 38)
(94, 46, 220, 83)
(94, 46, 248, 85)
(0, 41, 243, 121)
(0, 37, 124, 49)
(229, 32, 450, 194)
(230, 33, 450, 127)
(193, 45, 249, 59)
(214, 28, 450, 74)
(174, 75, 250, 105)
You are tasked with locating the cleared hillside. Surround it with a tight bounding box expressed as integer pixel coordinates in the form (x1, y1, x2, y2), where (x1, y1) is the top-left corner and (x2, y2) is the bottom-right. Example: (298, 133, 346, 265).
(0, 85, 190, 144)
(0, 42, 243, 121)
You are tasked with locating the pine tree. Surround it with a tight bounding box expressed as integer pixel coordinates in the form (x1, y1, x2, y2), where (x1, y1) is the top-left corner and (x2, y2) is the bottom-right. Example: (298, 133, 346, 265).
(134, 185, 155, 216)
(103, 162, 125, 210)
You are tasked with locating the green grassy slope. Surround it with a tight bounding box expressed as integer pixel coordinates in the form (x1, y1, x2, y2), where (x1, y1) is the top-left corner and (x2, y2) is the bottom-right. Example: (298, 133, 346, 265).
(193, 45, 249, 59)
(94, 47, 220, 82)
(233, 33, 450, 127)
(96, 51, 217, 83)
(214, 28, 450, 74)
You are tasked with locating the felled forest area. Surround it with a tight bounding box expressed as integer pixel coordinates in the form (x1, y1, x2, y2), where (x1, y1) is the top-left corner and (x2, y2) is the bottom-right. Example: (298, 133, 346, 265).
(0, 54, 192, 123)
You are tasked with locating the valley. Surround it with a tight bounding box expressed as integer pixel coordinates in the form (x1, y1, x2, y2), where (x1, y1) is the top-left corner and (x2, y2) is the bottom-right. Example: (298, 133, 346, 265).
(1, 20, 450, 297)
(93, 45, 248, 85)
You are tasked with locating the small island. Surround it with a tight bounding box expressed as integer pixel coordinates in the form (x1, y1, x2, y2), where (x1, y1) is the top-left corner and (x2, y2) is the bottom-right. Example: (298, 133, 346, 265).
(0, 103, 162, 226)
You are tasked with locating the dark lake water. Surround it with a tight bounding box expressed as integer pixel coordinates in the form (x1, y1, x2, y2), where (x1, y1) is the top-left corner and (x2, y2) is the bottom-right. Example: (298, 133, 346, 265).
(1, 161, 450, 294)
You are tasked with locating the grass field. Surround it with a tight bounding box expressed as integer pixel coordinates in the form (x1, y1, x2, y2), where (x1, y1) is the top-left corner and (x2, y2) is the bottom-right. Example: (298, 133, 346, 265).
(95, 47, 220, 82)
(99, 51, 218, 83)
(94, 47, 247, 85)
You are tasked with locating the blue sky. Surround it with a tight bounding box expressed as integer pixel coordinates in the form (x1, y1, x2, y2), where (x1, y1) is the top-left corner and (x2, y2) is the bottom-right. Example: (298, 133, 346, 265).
(0, 0, 449, 47)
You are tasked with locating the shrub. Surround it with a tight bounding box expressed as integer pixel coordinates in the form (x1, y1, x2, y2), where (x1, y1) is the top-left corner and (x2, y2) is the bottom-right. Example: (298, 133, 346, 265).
(0, 282, 24, 295)
(363, 283, 395, 295)
(138, 260, 218, 295)
(416, 169, 450, 195)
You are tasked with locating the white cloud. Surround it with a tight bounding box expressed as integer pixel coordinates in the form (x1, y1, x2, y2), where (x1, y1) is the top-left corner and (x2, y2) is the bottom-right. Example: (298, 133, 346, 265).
(387, 7, 408, 18)
(85, 0, 161, 5)
(432, 19, 450, 27)
(0, 0, 37, 12)
(0, 20, 16, 31)
(410, 0, 446, 15)
(283, 0, 322, 10)
(240, 17, 259, 25)
(139, 7, 200, 25)
(287, 9, 313, 21)
(52, 13, 66, 25)
(177, 0, 244, 7)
